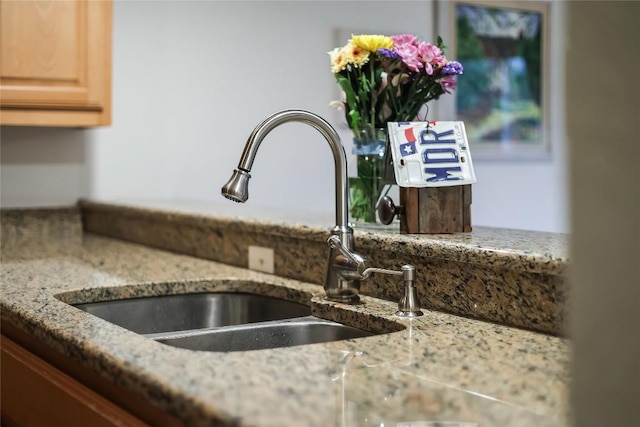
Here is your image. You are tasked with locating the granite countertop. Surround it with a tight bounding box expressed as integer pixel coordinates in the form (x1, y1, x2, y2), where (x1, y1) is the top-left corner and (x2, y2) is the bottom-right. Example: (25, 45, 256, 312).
(79, 199, 570, 336)
(1, 213, 570, 426)
(80, 199, 570, 277)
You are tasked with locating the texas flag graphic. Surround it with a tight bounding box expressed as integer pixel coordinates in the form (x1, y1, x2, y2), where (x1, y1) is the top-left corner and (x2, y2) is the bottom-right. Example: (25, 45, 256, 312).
(399, 142, 417, 157)
(398, 126, 418, 156)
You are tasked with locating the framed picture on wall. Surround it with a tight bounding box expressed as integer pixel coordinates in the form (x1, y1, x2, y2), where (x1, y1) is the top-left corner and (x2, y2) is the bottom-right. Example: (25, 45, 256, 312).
(437, 0, 551, 160)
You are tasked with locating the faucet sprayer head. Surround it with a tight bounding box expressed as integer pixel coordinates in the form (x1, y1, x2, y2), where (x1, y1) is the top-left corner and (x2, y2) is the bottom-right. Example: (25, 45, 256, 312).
(221, 169, 251, 203)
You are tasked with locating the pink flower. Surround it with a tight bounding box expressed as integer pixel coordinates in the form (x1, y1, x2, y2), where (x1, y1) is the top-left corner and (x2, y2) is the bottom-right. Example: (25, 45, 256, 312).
(391, 34, 417, 46)
(394, 43, 422, 72)
(417, 42, 443, 64)
(440, 75, 458, 93)
(424, 63, 434, 75)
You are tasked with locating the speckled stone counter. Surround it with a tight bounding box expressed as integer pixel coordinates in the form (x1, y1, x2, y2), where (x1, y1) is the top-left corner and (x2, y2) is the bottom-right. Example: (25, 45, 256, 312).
(1, 205, 570, 426)
(80, 199, 570, 336)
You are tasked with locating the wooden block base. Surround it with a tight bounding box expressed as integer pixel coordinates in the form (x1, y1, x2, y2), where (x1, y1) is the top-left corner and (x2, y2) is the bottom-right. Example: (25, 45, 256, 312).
(400, 185, 472, 234)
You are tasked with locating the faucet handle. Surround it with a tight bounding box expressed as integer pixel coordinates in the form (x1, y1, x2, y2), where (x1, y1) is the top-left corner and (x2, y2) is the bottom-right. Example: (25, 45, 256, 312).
(327, 235, 366, 273)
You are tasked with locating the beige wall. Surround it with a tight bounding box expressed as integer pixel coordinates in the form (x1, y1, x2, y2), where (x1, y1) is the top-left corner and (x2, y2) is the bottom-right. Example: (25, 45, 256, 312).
(567, 2, 640, 426)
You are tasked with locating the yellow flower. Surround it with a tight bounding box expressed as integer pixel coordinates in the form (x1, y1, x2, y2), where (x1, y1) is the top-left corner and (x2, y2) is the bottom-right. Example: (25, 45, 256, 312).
(344, 42, 370, 68)
(351, 34, 393, 52)
(328, 47, 350, 73)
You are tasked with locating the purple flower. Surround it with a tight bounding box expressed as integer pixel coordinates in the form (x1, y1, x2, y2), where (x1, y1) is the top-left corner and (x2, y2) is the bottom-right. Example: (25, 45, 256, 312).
(441, 61, 464, 75)
(377, 48, 401, 60)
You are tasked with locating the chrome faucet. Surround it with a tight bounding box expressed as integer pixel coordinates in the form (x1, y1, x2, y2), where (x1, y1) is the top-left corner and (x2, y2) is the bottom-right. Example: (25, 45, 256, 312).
(221, 109, 365, 303)
(221, 109, 424, 315)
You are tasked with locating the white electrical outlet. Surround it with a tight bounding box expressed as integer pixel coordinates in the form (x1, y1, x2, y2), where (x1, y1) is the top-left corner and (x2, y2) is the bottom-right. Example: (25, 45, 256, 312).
(248, 246, 274, 274)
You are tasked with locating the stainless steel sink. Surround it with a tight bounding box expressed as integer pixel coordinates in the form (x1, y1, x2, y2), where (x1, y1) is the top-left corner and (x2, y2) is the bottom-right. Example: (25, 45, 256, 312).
(153, 316, 374, 352)
(72, 291, 381, 352)
(73, 292, 311, 334)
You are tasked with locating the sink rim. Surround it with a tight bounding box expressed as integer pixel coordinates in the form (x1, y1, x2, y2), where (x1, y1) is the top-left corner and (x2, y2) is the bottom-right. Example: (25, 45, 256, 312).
(71, 291, 313, 334)
(54, 278, 316, 306)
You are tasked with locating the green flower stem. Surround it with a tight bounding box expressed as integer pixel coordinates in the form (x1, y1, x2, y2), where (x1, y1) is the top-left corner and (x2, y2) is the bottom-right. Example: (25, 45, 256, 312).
(369, 62, 376, 132)
(349, 128, 387, 224)
(350, 154, 384, 223)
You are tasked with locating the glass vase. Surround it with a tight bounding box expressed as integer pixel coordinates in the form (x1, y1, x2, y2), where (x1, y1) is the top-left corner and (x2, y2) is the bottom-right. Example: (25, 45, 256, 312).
(349, 127, 388, 226)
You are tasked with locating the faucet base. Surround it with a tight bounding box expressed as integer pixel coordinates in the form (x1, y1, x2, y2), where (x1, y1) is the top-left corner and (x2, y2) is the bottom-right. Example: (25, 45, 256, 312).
(324, 293, 361, 304)
(395, 310, 424, 317)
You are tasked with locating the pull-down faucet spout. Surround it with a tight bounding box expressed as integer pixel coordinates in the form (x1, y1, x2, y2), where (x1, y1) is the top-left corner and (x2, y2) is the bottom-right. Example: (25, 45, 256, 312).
(221, 109, 364, 303)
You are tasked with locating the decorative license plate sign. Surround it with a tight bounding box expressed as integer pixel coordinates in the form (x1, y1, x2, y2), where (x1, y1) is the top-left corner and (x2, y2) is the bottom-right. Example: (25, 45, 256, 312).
(387, 121, 477, 188)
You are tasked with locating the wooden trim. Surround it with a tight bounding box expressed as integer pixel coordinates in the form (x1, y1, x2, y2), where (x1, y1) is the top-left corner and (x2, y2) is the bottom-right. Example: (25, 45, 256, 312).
(1, 335, 149, 427)
(1, 322, 186, 426)
(0, 108, 108, 127)
(2, 102, 103, 111)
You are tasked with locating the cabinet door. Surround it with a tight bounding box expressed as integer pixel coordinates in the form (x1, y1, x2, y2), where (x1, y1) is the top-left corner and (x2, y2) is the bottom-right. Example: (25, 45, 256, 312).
(1, 335, 148, 426)
(0, 0, 112, 127)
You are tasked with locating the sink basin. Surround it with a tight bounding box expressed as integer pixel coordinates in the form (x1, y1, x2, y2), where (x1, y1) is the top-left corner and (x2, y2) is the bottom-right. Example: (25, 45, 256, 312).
(73, 292, 311, 334)
(70, 290, 389, 352)
(154, 316, 374, 352)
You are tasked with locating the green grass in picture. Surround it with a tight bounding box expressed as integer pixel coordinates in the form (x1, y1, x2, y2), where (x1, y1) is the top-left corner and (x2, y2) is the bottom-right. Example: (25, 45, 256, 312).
(467, 101, 542, 143)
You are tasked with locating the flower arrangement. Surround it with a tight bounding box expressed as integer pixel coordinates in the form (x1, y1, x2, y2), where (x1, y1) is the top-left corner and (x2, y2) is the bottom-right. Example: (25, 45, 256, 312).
(329, 33, 463, 135)
(328, 34, 463, 223)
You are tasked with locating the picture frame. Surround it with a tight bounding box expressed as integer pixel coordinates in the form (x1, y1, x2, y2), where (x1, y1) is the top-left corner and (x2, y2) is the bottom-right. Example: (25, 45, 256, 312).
(436, 0, 551, 160)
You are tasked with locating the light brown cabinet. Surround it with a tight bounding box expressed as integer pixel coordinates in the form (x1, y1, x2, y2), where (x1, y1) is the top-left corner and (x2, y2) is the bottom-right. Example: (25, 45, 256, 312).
(0, 0, 112, 127)
(1, 323, 185, 426)
(1, 335, 148, 426)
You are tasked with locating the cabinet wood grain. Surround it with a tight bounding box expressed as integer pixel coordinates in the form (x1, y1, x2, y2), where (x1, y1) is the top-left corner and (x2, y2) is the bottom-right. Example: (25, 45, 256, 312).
(1, 335, 148, 426)
(0, 0, 112, 127)
(1, 322, 186, 427)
